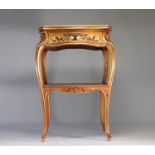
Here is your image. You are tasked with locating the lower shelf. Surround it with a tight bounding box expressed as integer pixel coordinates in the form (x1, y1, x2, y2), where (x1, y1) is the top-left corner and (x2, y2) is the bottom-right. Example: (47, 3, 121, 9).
(43, 83, 108, 94)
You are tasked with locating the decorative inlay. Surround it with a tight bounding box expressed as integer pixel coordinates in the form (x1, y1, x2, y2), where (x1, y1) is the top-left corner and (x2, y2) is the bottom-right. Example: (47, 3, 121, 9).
(61, 87, 95, 94)
(47, 33, 103, 44)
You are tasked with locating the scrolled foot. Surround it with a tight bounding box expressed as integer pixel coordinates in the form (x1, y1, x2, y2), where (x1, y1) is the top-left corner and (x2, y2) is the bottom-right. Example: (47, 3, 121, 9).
(106, 131, 112, 141)
(42, 135, 46, 142)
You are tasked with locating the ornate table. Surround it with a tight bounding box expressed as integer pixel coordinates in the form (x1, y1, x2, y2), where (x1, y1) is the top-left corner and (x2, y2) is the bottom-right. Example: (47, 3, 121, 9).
(35, 25, 115, 142)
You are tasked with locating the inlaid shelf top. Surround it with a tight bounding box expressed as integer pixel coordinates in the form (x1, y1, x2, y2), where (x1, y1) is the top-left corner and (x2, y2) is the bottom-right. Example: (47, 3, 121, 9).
(44, 83, 109, 94)
(35, 25, 115, 142)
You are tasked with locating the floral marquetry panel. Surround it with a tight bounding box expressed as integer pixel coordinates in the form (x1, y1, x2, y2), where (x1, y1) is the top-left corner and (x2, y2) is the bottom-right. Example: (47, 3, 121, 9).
(47, 32, 104, 46)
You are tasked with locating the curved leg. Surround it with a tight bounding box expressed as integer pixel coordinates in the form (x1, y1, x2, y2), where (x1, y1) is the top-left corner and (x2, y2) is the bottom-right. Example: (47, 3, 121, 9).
(101, 42, 115, 141)
(41, 48, 51, 129)
(104, 91, 112, 141)
(35, 45, 48, 142)
(104, 42, 115, 86)
(100, 91, 105, 132)
(41, 50, 48, 84)
(102, 49, 109, 84)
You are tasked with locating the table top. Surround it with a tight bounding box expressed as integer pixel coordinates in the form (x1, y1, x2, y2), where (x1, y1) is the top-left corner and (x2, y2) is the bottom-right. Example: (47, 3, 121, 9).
(39, 25, 112, 31)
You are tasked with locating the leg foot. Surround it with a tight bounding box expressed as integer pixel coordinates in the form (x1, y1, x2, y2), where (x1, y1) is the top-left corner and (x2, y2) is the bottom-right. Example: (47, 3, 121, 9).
(106, 131, 112, 141)
(42, 135, 46, 142)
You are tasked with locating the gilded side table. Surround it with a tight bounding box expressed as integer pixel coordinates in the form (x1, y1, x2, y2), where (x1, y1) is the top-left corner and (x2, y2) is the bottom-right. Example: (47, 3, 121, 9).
(35, 25, 115, 142)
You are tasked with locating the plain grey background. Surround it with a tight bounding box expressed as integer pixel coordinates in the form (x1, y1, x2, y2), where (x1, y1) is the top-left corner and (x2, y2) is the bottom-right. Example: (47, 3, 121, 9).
(0, 10, 155, 145)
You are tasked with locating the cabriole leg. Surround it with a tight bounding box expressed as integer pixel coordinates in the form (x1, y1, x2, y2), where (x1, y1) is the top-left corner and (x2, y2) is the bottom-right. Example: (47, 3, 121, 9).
(35, 45, 48, 142)
(104, 92, 112, 141)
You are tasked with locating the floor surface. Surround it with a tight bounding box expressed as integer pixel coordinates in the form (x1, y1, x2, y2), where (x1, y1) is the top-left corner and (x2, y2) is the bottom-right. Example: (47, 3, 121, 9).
(0, 123, 154, 145)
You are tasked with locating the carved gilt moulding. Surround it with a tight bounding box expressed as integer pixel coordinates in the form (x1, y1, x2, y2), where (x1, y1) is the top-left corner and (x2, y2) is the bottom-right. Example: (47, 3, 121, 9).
(39, 25, 112, 48)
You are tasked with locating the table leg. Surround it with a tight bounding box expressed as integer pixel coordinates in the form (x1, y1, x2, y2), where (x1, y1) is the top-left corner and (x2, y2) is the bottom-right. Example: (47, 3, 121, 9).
(35, 45, 48, 142)
(104, 92, 112, 141)
(100, 91, 105, 132)
(46, 91, 51, 128)
(102, 49, 109, 83)
(42, 91, 48, 142)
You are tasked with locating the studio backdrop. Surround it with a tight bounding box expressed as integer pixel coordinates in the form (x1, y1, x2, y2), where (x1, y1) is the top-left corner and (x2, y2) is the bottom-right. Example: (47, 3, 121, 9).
(0, 10, 155, 129)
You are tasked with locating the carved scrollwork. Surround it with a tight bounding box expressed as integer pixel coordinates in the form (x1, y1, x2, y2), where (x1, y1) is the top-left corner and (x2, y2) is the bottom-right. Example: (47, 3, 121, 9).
(47, 32, 103, 45)
(61, 87, 95, 94)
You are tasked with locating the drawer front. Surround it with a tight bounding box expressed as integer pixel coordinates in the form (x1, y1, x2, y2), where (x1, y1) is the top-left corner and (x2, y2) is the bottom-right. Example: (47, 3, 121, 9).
(44, 31, 106, 47)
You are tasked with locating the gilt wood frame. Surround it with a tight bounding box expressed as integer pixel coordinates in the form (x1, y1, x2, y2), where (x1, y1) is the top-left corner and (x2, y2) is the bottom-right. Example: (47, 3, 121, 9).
(35, 25, 115, 142)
